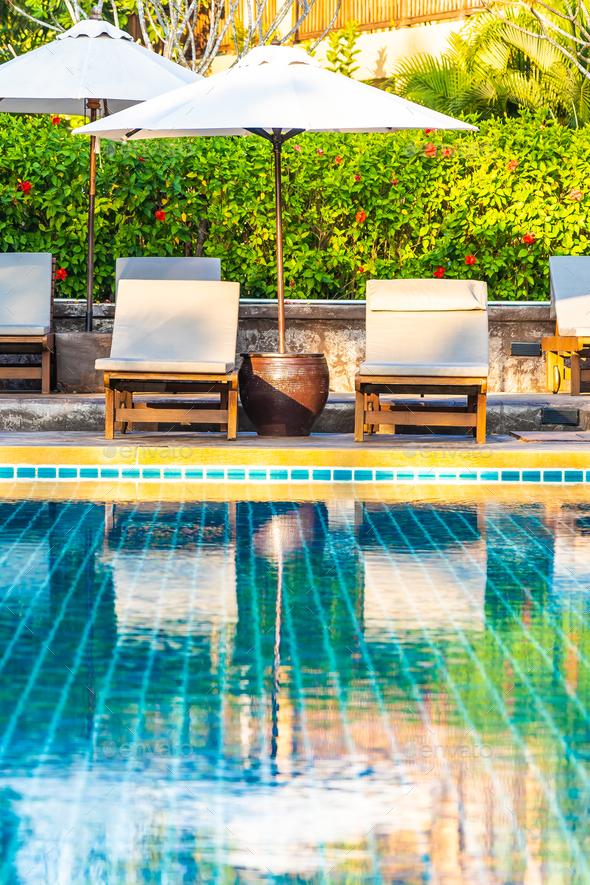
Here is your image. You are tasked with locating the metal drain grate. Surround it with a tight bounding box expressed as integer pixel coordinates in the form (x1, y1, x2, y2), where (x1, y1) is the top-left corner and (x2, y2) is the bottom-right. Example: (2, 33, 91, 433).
(541, 407, 579, 425)
(511, 342, 542, 357)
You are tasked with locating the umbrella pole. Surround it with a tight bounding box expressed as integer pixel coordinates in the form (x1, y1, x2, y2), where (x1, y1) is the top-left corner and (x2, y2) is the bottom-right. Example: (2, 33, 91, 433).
(273, 139, 285, 354)
(86, 99, 101, 333)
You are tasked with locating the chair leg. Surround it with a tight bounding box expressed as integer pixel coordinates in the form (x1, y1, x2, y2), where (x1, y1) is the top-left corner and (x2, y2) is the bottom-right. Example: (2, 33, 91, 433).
(476, 393, 486, 445)
(365, 393, 379, 435)
(467, 394, 477, 438)
(41, 346, 51, 394)
(571, 353, 581, 396)
(119, 391, 132, 434)
(354, 390, 365, 442)
(227, 388, 238, 440)
(105, 385, 115, 440)
(220, 387, 229, 433)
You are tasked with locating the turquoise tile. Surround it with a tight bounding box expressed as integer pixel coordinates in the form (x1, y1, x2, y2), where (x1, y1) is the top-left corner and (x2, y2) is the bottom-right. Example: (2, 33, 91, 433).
(80, 468, 99, 479)
(121, 469, 141, 479)
(375, 470, 394, 481)
(565, 470, 584, 483)
(248, 470, 267, 480)
(163, 469, 182, 479)
(313, 469, 331, 481)
(354, 470, 373, 482)
(100, 469, 119, 479)
(142, 469, 161, 479)
(0, 467, 14, 479)
(185, 469, 204, 479)
(438, 473, 458, 479)
(501, 471, 520, 482)
(522, 471, 541, 483)
(269, 470, 288, 480)
(586, 471, 590, 483)
(396, 472, 415, 480)
(480, 472, 499, 481)
(334, 469, 353, 482)
(417, 472, 435, 480)
(458, 473, 477, 480)
(291, 469, 309, 481)
(543, 470, 563, 483)
(58, 468, 77, 479)
(17, 467, 35, 479)
(38, 467, 57, 479)
(227, 469, 246, 480)
(206, 469, 225, 480)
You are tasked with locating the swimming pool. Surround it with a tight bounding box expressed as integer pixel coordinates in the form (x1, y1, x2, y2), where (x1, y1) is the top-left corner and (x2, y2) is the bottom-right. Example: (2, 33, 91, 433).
(1, 487, 589, 883)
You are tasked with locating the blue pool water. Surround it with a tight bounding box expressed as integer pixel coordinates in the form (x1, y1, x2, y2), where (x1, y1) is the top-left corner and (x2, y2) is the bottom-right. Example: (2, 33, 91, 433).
(1, 492, 590, 883)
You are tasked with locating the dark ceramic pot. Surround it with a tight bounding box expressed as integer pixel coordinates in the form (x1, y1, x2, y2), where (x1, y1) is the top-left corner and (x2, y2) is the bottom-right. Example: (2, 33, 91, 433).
(238, 353, 330, 437)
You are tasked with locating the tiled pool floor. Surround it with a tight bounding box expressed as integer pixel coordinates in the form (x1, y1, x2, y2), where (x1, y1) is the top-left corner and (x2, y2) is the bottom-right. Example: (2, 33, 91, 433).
(1, 487, 590, 883)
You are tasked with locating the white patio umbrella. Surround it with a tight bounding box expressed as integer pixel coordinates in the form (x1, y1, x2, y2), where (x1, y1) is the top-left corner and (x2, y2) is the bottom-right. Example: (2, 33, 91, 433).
(75, 44, 477, 349)
(0, 12, 200, 330)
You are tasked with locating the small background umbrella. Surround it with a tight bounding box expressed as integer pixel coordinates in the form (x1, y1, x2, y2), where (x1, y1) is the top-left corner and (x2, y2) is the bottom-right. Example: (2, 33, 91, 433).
(0, 9, 200, 330)
(76, 44, 477, 435)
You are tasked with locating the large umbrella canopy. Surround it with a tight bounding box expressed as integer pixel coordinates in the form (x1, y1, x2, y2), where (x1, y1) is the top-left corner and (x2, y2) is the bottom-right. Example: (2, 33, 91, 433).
(0, 15, 200, 330)
(76, 45, 477, 349)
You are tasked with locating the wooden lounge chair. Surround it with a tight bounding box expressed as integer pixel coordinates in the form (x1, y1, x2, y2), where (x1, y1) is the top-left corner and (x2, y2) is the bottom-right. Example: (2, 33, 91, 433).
(355, 279, 489, 444)
(542, 257, 590, 394)
(0, 252, 55, 394)
(95, 279, 240, 439)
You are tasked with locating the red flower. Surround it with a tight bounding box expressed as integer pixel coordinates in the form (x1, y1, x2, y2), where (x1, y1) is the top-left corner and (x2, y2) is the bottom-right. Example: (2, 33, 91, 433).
(51, 115, 61, 125)
(355, 210, 367, 224)
(569, 187, 583, 201)
(523, 232, 535, 245)
(390, 178, 398, 185)
(424, 142, 437, 158)
(155, 209, 166, 221)
(55, 268, 67, 281)
(441, 146, 454, 158)
(18, 180, 32, 195)
(433, 266, 445, 278)
(354, 174, 361, 181)
(335, 155, 342, 164)
(316, 149, 324, 156)
(425, 129, 436, 135)
(293, 144, 302, 152)
(138, 157, 146, 162)
(289, 280, 296, 287)
(465, 254, 476, 266)
(507, 159, 519, 171)
(359, 266, 366, 273)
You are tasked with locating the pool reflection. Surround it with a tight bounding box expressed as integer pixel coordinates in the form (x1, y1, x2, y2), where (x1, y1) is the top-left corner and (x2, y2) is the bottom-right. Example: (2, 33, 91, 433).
(0, 495, 589, 883)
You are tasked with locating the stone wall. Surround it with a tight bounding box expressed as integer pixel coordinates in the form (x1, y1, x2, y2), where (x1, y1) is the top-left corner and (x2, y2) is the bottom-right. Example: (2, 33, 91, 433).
(51, 299, 555, 393)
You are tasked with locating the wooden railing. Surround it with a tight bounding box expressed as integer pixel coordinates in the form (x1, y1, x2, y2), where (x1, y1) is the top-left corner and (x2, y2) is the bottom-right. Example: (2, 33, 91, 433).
(295, 0, 486, 40)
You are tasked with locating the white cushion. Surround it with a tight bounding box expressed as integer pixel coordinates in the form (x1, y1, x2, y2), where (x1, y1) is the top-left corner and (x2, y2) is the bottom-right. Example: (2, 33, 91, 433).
(360, 362, 488, 377)
(115, 256, 222, 298)
(364, 303, 489, 378)
(97, 279, 239, 373)
(367, 278, 487, 311)
(0, 253, 52, 332)
(549, 256, 590, 334)
(0, 325, 50, 335)
(95, 358, 234, 373)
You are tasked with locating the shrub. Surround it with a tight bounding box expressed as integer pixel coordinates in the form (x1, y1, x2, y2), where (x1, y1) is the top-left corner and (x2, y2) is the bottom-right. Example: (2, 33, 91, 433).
(0, 110, 588, 300)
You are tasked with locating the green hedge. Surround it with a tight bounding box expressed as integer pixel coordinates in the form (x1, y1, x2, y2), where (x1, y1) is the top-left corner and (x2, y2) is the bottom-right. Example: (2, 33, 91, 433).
(0, 110, 588, 300)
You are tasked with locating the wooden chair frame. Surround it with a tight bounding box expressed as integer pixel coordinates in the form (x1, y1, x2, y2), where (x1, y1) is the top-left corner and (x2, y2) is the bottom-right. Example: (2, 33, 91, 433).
(354, 375, 487, 444)
(104, 370, 238, 440)
(0, 257, 56, 395)
(541, 331, 590, 395)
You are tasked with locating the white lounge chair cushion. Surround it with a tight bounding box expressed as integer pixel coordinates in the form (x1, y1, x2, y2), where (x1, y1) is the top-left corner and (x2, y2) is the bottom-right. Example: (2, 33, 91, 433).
(0, 325, 50, 335)
(549, 256, 590, 335)
(96, 278, 239, 374)
(115, 256, 222, 298)
(364, 280, 489, 378)
(95, 358, 234, 373)
(0, 253, 52, 335)
(367, 278, 487, 311)
(360, 363, 489, 377)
